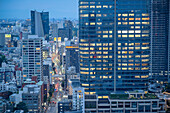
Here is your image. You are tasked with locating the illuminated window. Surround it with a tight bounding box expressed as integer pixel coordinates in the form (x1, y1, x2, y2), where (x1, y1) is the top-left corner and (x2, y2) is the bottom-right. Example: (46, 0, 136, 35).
(135, 26, 140, 29)
(90, 22, 95, 25)
(122, 30, 128, 33)
(129, 18, 134, 20)
(142, 22, 149, 24)
(129, 35, 134, 37)
(103, 5, 108, 8)
(96, 14, 101, 17)
(135, 22, 141, 24)
(118, 31, 121, 33)
(122, 22, 128, 25)
(80, 14, 88, 17)
(96, 5, 101, 8)
(142, 13, 149, 16)
(103, 35, 108, 38)
(97, 22, 102, 25)
(122, 14, 128, 16)
(129, 30, 134, 33)
(90, 6, 95, 8)
(129, 22, 134, 25)
(129, 14, 134, 16)
(135, 18, 141, 20)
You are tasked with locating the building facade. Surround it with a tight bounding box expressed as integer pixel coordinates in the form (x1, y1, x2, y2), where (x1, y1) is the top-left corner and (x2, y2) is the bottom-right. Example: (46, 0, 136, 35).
(22, 85, 41, 113)
(22, 35, 43, 82)
(150, 0, 170, 82)
(79, 0, 151, 95)
(31, 10, 49, 39)
(84, 91, 165, 113)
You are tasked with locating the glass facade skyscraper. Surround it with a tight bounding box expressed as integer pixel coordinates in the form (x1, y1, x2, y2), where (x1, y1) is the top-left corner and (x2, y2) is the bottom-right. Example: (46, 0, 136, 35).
(31, 11, 49, 38)
(79, 0, 150, 95)
(151, 0, 170, 82)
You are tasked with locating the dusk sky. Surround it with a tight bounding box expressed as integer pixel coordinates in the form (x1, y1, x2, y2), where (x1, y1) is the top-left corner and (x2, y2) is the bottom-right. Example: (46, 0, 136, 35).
(0, 0, 78, 19)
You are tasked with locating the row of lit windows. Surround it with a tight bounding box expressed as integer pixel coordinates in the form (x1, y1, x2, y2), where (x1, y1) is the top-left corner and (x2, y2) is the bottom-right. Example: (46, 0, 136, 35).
(80, 5, 113, 9)
(117, 34, 149, 38)
(79, 51, 110, 55)
(118, 22, 149, 25)
(118, 75, 148, 79)
(80, 55, 113, 58)
(118, 55, 149, 58)
(118, 67, 149, 70)
(79, 42, 113, 46)
(118, 30, 149, 34)
(117, 59, 149, 62)
(118, 43, 149, 46)
(118, 51, 150, 54)
(118, 18, 149, 21)
(118, 13, 149, 17)
(80, 68, 113, 71)
(118, 63, 149, 66)
(118, 47, 149, 50)
(80, 59, 111, 62)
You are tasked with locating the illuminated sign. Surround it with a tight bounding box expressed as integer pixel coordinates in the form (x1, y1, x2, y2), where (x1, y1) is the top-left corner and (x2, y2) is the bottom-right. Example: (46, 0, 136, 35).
(54, 37, 57, 41)
(5, 34, 11, 38)
(58, 37, 61, 41)
(66, 46, 79, 49)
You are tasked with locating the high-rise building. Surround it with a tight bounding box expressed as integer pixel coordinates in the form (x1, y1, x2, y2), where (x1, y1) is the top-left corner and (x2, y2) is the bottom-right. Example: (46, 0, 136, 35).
(31, 10, 49, 39)
(22, 35, 43, 82)
(150, 0, 170, 82)
(65, 46, 79, 73)
(58, 20, 73, 41)
(79, 0, 150, 95)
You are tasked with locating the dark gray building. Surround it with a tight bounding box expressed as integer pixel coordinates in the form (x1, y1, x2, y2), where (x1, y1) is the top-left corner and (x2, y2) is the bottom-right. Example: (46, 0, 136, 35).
(58, 20, 73, 41)
(31, 10, 49, 40)
(151, 0, 170, 83)
(22, 85, 41, 113)
(58, 101, 72, 113)
(66, 46, 79, 73)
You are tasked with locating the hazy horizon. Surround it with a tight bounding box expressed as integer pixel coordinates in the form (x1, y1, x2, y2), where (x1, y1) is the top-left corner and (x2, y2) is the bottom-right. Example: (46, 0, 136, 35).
(0, 0, 78, 19)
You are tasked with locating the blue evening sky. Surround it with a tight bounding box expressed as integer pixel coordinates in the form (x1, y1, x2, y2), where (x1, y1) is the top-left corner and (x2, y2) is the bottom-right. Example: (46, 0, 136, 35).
(0, 0, 78, 19)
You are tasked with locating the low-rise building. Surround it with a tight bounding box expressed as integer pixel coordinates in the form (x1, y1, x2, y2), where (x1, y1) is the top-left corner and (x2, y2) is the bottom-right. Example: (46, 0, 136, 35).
(85, 91, 165, 113)
(22, 85, 41, 113)
(72, 87, 84, 113)
(58, 101, 72, 113)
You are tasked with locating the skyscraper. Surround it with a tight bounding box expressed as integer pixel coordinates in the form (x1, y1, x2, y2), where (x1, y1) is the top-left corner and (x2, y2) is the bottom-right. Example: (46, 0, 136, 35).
(31, 10, 49, 39)
(150, 0, 170, 82)
(79, 0, 150, 95)
(22, 35, 43, 82)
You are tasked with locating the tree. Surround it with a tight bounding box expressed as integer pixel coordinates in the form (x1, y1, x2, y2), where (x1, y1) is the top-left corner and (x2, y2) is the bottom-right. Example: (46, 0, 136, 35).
(61, 80, 64, 88)
(15, 102, 28, 113)
(166, 84, 170, 93)
(0, 54, 7, 67)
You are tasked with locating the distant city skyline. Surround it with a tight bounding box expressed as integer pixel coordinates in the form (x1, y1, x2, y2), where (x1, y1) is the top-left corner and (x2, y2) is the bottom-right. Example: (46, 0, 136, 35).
(0, 0, 78, 19)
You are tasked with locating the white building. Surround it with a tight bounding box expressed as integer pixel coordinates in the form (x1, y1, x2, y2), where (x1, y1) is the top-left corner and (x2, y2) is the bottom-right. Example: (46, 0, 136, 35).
(0, 79, 17, 93)
(22, 35, 43, 82)
(72, 87, 85, 113)
(0, 62, 14, 83)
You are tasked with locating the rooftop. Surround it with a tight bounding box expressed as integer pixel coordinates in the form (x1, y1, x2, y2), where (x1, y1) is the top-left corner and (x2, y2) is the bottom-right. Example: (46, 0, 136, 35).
(109, 93, 158, 100)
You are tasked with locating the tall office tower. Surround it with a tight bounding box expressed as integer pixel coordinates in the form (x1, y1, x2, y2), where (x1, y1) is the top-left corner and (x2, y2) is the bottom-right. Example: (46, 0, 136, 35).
(65, 46, 79, 73)
(79, 0, 150, 95)
(31, 10, 49, 40)
(64, 20, 73, 40)
(151, 0, 170, 82)
(51, 23, 58, 38)
(22, 35, 43, 82)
